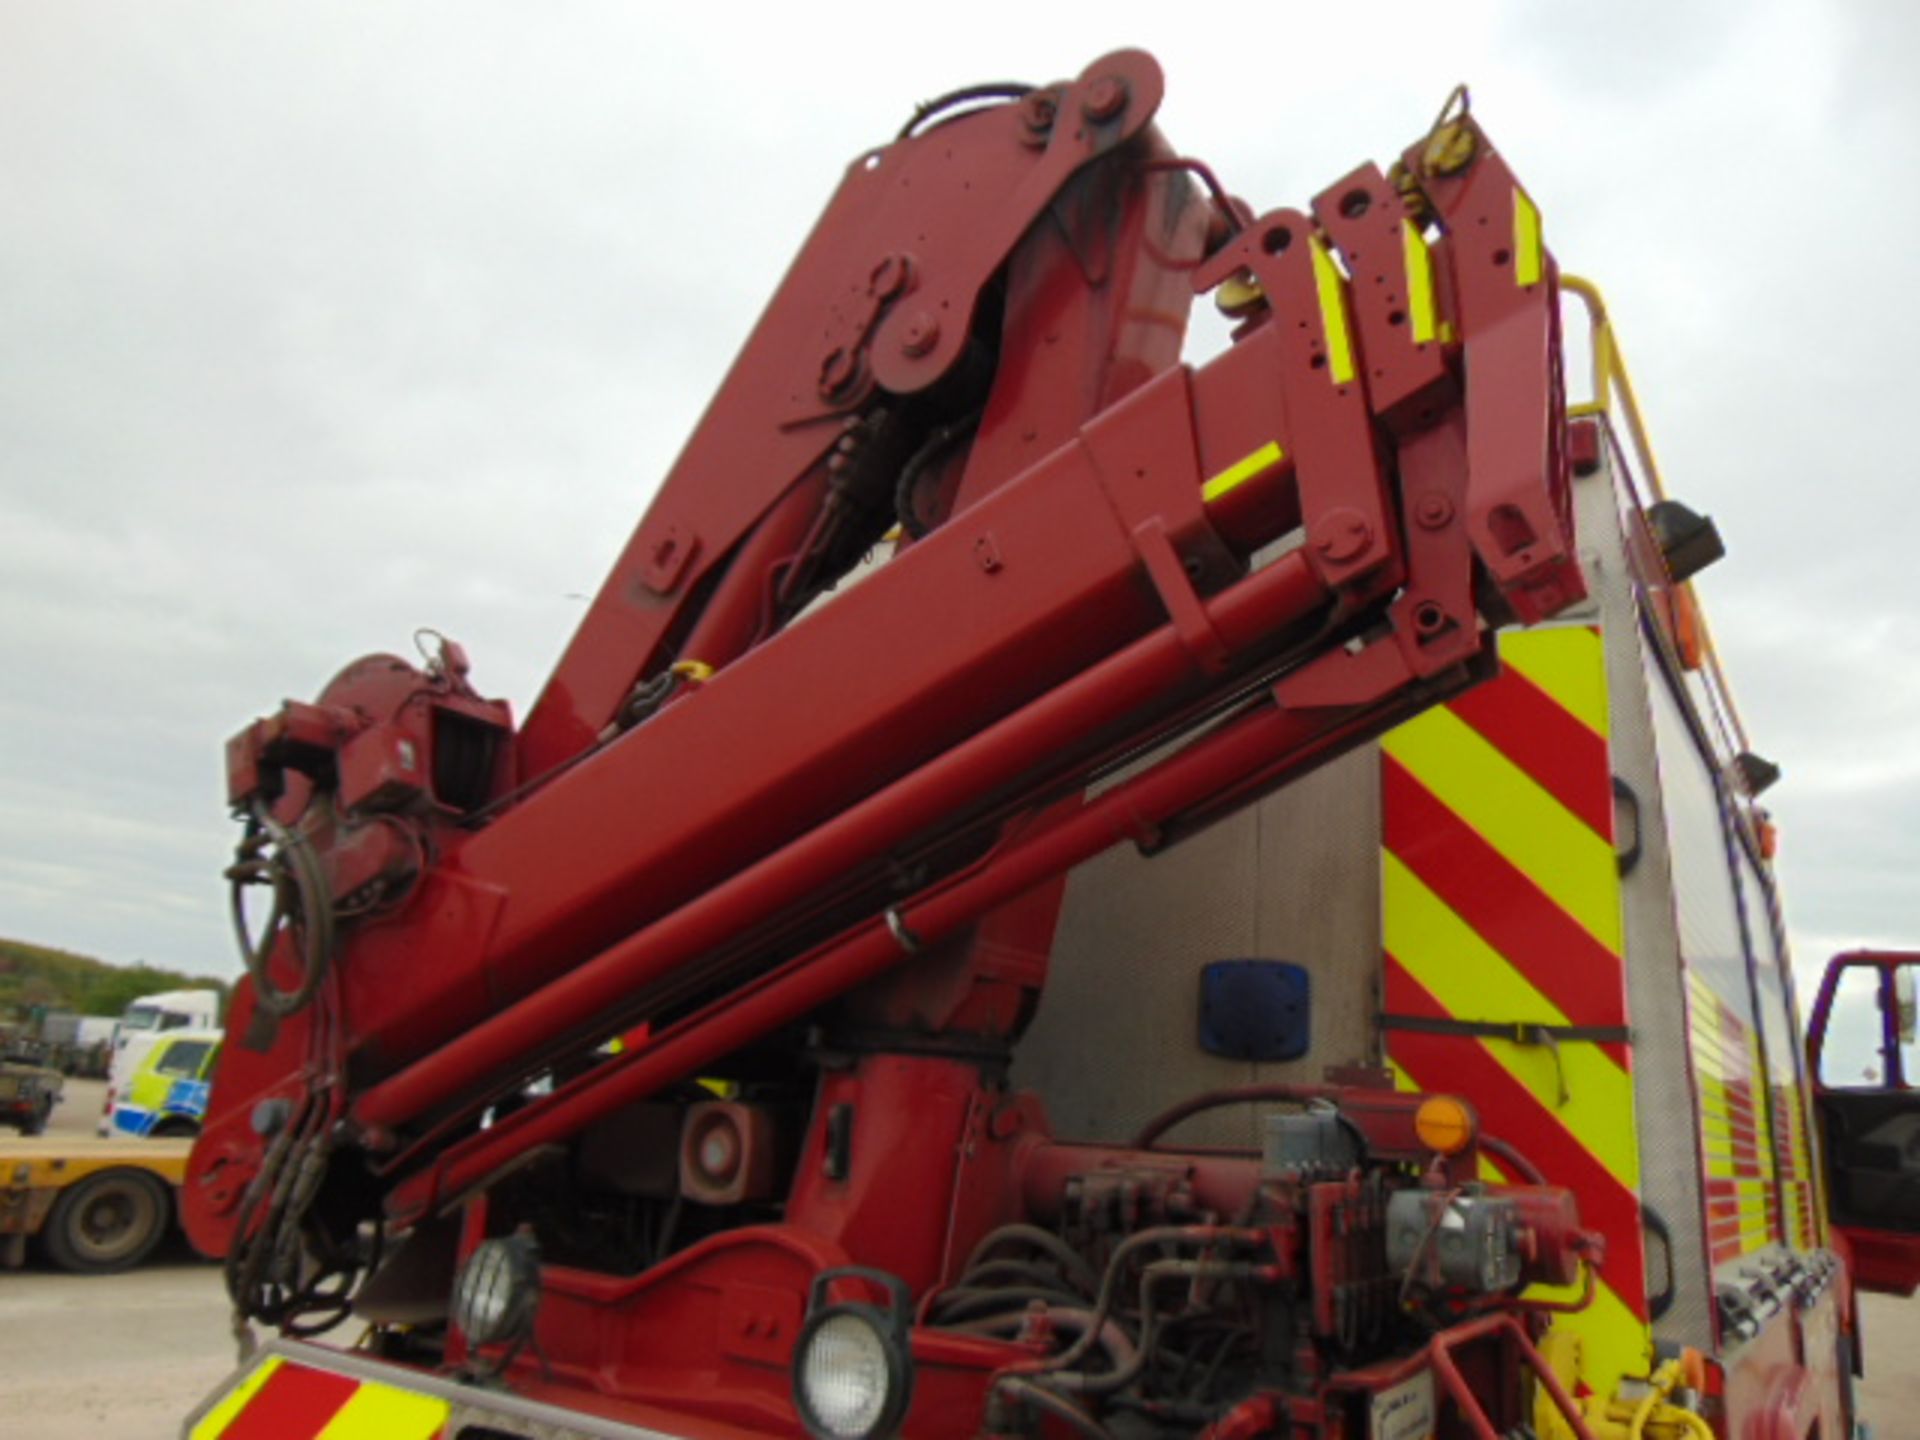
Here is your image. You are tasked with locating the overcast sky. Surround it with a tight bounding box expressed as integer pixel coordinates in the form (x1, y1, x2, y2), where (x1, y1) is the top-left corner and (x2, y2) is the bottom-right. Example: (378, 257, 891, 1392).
(1, 2, 1914, 1018)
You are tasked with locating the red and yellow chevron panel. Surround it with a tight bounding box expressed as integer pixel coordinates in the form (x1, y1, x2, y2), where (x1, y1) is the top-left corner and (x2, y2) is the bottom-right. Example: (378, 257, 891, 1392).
(1773, 1076, 1821, 1251)
(1758, 987, 1823, 1253)
(1380, 625, 1651, 1399)
(190, 1353, 449, 1440)
(1688, 974, 1786, 1264)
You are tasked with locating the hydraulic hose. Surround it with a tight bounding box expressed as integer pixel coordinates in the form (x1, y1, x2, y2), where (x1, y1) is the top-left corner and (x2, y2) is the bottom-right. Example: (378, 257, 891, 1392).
(227, 802, 333, 1018)
(1131, 1083, 1340, 1150)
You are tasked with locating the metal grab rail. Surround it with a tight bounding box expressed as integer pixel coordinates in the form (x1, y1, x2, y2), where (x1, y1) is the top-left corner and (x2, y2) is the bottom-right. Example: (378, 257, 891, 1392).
(1560, 273, 1755, 767)
(1322, 1312, 1600, 1440)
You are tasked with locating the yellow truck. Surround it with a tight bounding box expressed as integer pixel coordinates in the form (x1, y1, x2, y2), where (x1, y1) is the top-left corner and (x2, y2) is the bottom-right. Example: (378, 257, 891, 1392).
(0, 1135, 191, 1272)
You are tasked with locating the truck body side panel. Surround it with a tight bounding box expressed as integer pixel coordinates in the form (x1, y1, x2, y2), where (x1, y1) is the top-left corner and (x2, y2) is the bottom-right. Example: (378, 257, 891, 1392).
(1012, 749, 1381, 1148)
(1585, 417, 1849, 1427)
(1734, 845, 1826, 1254)
(1645, 653, 1788, 1265)
(1576, 454, 1722, 1352)
(1643, 610, 1852, 1432)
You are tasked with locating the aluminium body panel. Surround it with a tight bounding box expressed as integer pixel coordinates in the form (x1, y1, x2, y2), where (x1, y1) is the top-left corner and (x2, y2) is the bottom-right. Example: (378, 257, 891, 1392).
(1567, 420, 1846, 1426)
(1014, 748, 1382, 1150)
(1645, 652, 1783, 1266)
(1570, 444, 1719, 1351)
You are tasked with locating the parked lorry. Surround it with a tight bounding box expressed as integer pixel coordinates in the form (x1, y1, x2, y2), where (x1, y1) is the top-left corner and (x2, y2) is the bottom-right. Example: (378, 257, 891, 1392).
(0, 1008, 115, 1080)
(67, 1014, 117, 1078)
(178, 52, 1892, 1440)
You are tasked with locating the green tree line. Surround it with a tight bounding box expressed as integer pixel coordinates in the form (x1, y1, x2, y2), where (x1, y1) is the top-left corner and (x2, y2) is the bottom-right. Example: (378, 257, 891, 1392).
(0, 937, 229, 1019)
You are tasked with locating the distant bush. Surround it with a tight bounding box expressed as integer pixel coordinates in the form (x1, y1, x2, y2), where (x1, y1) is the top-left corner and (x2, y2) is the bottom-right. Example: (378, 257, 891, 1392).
(0, 938, 228, 1019)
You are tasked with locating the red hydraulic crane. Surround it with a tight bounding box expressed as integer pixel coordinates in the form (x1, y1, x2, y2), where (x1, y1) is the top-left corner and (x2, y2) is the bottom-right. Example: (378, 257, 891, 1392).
(189, 52, 1603, 1440)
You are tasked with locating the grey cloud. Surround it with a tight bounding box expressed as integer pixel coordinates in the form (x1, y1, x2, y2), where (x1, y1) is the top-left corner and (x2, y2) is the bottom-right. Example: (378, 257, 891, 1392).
(0, 2, 1912, 1006)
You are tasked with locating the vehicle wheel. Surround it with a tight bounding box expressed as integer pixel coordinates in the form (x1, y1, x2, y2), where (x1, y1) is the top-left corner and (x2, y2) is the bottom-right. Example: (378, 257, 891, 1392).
(148, 1118, 201, 1140)
(42, 1168, 170, 1273)
(20, 1108, 46, 1137)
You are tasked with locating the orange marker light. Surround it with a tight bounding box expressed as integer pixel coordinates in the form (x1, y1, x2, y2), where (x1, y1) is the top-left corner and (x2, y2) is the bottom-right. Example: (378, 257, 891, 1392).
(1414, 1095, 1476, 1155)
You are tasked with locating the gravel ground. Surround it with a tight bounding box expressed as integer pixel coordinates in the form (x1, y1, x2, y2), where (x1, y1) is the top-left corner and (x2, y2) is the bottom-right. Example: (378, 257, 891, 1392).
(3, 1083, 314, 1438)
(0, 1256, 239, 1439)
(6, 1083, 1916, 1437)
(1856, 1291, 1920, 1431)
(3, 1080, 246, 1438)
(45, 1075, 108, 1140)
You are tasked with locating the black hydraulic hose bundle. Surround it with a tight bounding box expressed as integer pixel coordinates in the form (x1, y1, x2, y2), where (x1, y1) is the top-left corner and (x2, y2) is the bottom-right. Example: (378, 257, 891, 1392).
(226, 800, 334, 1019)
(930, 1223, 1270, 1437)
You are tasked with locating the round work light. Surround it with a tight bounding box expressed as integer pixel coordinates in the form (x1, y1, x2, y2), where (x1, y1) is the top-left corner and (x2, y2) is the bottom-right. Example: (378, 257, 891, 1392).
(451, 1233, 541, 1349)
(791, 1269, 914, 1440)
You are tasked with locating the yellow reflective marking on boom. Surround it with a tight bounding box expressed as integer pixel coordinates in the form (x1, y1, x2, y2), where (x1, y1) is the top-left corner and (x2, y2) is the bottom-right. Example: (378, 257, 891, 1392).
(314, 1380, 450, 1439)
(1201, 441, 1286, 503)
(1500, 627, 1609, 738)
(1309, 238, 1356, 384)
(1401, 220, 1437, 344)
(1513, 188, 1543, 287)
(190, 1356, 285, 1439)
(1383, 708, 1623, 951)
(1384, 854, 1638, 1185)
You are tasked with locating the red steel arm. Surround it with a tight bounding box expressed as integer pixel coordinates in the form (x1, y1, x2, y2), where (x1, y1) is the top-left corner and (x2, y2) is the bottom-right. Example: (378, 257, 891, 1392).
(513, 51, 1169, 780)
(188, 57, 1581, 1272)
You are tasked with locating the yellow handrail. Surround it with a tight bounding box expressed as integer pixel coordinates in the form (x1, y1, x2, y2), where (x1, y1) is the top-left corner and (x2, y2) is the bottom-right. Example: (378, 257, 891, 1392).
(1559, 275, 1753, 762)
(1561, 274, 1668, 504)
